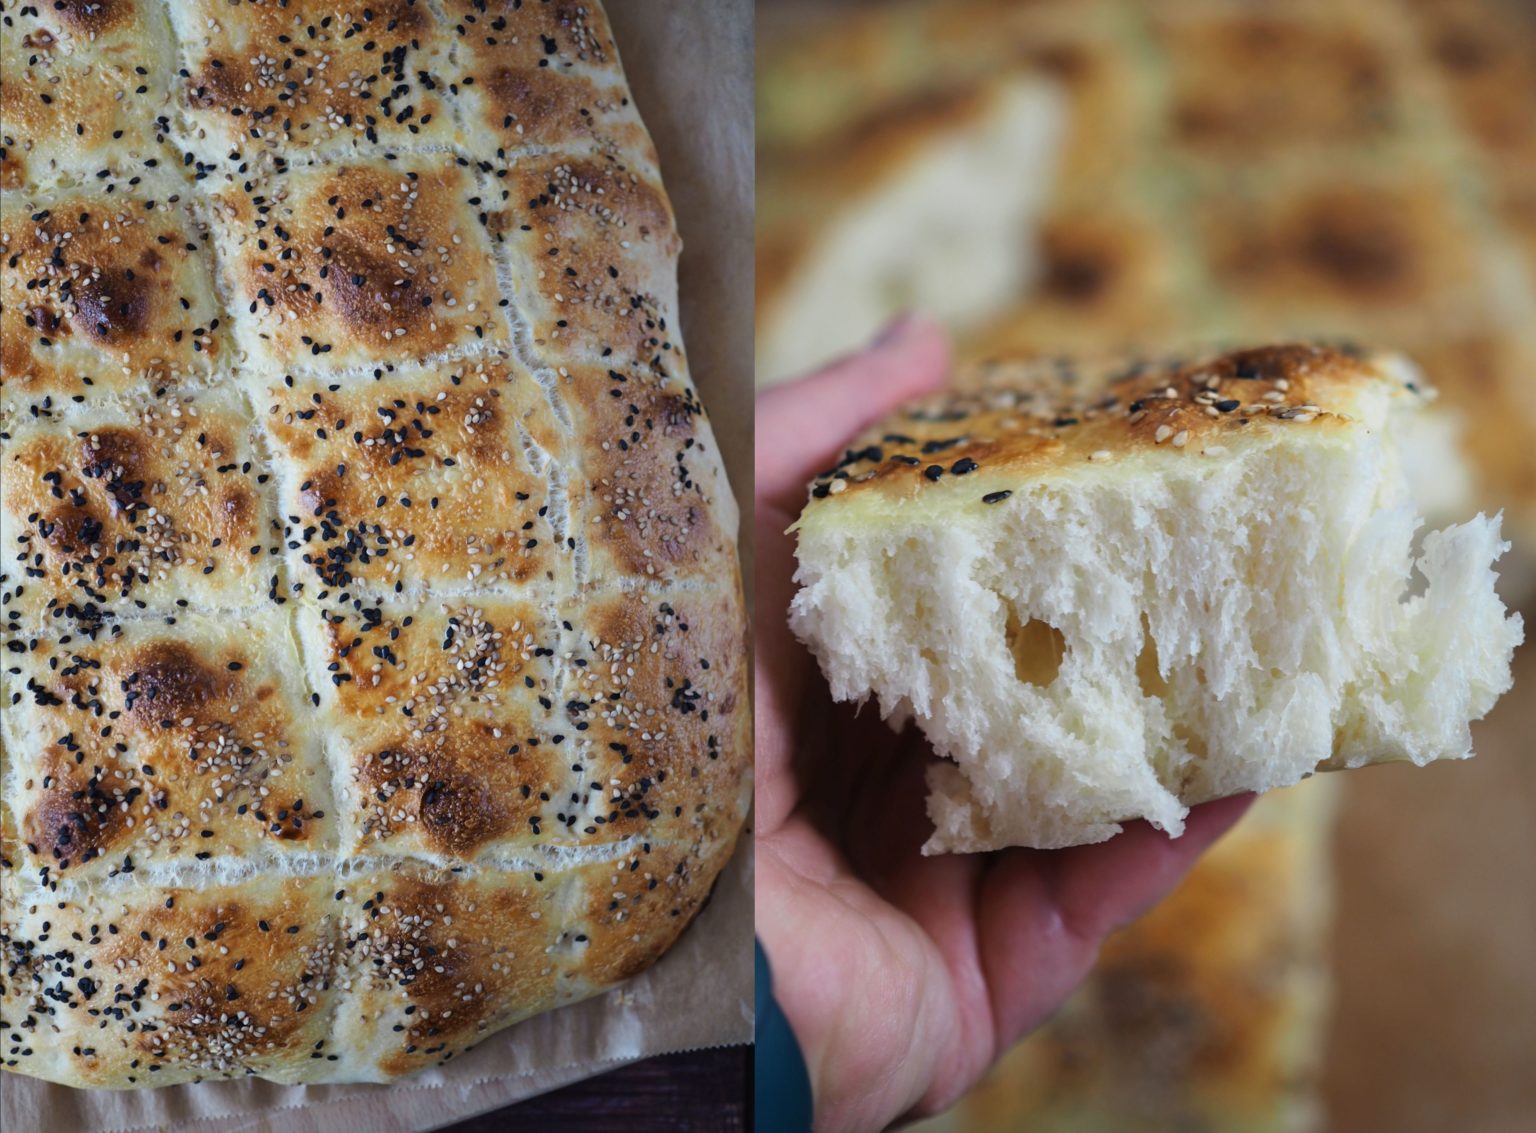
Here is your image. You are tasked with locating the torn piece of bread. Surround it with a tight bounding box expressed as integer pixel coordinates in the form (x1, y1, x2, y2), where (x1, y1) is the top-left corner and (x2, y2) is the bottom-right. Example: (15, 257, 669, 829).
(790, 344, 1523, 851)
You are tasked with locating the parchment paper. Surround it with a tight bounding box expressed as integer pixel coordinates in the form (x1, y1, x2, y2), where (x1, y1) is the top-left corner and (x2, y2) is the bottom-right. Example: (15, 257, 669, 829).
(0, 1, 755, 1129)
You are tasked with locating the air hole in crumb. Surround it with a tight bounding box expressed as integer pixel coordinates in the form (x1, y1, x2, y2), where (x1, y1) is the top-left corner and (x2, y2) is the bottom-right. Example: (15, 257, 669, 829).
(1006, 610, 1066, 687)
(1137, 618, 1207, 786)
(1135, 616, 1169, 699)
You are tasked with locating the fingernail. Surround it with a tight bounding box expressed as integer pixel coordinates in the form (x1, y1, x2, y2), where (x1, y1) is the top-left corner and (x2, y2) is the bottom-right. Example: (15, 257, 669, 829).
(871, 311, 916, 349)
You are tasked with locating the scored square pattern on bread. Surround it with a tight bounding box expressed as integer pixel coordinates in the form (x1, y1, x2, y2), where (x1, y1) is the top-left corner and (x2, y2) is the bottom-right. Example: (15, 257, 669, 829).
(0, 0, 748, 1087)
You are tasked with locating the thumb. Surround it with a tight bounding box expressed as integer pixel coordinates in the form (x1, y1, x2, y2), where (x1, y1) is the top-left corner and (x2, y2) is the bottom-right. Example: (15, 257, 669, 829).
(756, 313, 951, 508)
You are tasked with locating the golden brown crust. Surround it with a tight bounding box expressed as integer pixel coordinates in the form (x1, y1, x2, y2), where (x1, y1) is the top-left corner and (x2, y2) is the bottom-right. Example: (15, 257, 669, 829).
(965, 201, 1181, 362)
(1, 389, 279, 629)
(173, 0, 461, 162)
(337, 862, 558, 1078)
(498, 151, 681, 366)
(561, 361, 737, 587)
(0, 842, 737, 1086)
(1, 612, 333, 885)
(446, 0, 657, 164)
(0, 187, 228, 397)
(756, 7, 1134, 323)
(302, 595, 565, 859)
(1195, 173, 1480, 331)
(801, 344, 1416, 511)
(1156, 7, 1411, 159)
(576, 832, 730, 988)
(0, 0, 178, 193)
(756, 0, 1536, 546)
(556, 584, 752, 852)
(954, 782, 1337, 1129)
(1, 0, 748, 1089)
(2, 874, 341, 1086)
(260, 356, 575, 600)
(209, 160, 507, 370)
(1412, 0, 1536, 171)
(1496, 173, 1536, 282)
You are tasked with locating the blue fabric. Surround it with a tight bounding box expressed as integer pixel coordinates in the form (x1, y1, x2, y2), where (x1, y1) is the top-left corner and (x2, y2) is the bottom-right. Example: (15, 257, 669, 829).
(756, 939, 814, 1132)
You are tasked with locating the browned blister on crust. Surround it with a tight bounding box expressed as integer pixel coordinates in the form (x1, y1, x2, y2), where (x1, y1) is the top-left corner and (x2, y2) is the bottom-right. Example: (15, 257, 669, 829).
(0, 186, 228, 397)
(1412, 0, 1536, 172)
(553, 583, 751, 851)
(968, 201, 1181, 362)
(331, 862, 564, 1078)
(0, 873, 341, 1086)
(1155, 7, 1412, 160)
(2, 388, 280, 629)
(209, 160, 507, 371)
(1, 613, 335, 885)
(260, 355, 575, 601)
(575, 832, 734, 988)
(170, 0, 461, 163)
(561, 361, 736, 587)
(499, 151, 681, 367)
(296, 596, 568, 861)
(445, 0, 657, 165)
(328, 841, 731, 1081)
(1195, 174, 1483, 332)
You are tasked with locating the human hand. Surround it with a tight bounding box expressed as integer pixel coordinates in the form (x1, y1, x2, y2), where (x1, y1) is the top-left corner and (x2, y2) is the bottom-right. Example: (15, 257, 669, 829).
(754, 314, 1252, 1132)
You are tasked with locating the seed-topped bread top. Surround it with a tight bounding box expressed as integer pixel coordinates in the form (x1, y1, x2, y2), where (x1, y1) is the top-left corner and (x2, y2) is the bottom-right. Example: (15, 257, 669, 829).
(0, 0, 748, 1089)
(799, 344, 1429, 516)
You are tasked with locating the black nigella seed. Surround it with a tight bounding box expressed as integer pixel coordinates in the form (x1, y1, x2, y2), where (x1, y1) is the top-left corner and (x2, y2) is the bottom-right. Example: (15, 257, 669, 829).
(1214, 399, 1241, 412)
(982, 490, 1012, 505)
(924, 464, 944, 481)
(951, 457, 978, 475)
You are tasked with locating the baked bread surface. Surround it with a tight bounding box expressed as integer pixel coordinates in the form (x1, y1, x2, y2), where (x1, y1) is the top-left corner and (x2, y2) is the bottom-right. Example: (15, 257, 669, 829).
(0, 0, 748, 1087)
(791, 344, 1521, 851)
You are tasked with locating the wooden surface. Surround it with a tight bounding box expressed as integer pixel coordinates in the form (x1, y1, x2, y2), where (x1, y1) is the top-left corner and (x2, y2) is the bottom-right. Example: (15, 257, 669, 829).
(434, 1047, 751, 1132)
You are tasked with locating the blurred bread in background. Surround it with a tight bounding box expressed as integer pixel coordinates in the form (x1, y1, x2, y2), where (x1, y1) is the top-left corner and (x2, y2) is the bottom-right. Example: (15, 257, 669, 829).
(921, 780, 1341, 1133)
(757, 77, 1063, 383)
